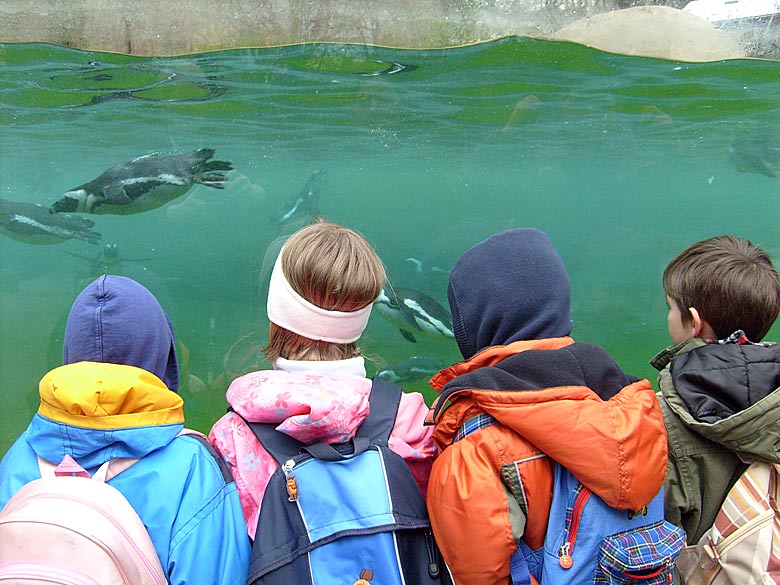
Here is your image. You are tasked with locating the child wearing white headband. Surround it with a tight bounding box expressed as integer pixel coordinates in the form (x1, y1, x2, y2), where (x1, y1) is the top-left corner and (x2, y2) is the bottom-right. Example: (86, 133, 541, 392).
(208, 219, 437, 539)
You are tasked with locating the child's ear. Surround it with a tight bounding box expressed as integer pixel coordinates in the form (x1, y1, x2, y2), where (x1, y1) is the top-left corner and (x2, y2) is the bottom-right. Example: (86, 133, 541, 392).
(688, 307, 703, 337)
(689, 307, 715, 339)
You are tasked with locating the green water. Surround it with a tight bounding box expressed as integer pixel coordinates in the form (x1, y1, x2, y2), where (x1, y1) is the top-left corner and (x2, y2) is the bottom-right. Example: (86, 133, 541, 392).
(2, 39, 779, 455)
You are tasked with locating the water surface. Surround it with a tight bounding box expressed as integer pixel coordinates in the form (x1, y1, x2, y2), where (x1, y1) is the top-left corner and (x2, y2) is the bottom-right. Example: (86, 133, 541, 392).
(2, 39, 779, 454)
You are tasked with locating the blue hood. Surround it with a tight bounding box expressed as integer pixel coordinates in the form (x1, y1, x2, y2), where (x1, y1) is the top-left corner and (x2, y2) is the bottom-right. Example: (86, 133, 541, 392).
(63, 274, 179, 392)
(447, 228, 572, 359)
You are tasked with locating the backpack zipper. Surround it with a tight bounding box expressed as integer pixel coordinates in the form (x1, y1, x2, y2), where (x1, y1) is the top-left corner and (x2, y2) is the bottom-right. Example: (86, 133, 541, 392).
(282, 459, 299, 501)
(558, 485, 592, 569)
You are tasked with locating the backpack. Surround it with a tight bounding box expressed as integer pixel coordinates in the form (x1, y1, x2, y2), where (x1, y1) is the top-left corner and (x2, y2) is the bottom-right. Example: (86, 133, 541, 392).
(242, 377, 451, 585)
(515, 463, 686, 585)
(675, 460, 780, 584)
(0, 454, 167, 585)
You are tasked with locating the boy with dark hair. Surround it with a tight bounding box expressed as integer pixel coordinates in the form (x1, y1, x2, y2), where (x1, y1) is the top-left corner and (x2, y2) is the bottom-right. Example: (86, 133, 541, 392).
(653, 234, 780, 544)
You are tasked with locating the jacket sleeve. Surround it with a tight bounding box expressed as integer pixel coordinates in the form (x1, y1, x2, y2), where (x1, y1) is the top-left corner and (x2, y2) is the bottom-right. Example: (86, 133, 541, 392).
(389, 392, 438, 498)
(165, 434, 251, 585)
(427, 419, 553, 585)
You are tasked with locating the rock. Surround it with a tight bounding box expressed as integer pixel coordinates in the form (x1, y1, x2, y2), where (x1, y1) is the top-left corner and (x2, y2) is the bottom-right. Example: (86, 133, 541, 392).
(545, 6, 746, 61)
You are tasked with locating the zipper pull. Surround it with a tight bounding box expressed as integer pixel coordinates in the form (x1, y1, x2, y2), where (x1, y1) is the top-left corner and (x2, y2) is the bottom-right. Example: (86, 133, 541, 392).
(424, 530, 440, 578)
(558, 542, 573, 569)
(282, 459, 298, 501)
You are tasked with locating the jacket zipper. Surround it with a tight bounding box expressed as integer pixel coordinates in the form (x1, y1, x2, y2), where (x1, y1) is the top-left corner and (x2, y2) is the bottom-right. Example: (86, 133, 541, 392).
(558, 484, 592, 569)
(425, 529, 440, 578)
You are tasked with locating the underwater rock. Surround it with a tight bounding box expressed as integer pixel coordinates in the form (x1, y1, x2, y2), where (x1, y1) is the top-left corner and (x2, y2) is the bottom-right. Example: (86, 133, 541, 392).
(49, 148, 233, 215)
(0, 199, 101, 245)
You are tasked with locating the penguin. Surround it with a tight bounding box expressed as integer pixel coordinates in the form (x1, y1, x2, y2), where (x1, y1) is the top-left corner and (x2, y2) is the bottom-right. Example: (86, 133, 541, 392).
(376, 356, 445, 384)
(374, 286, 454, 343)
(0, 198, 101, 245)
(49, 148, 233, 215)
(271, 169, 327, 235)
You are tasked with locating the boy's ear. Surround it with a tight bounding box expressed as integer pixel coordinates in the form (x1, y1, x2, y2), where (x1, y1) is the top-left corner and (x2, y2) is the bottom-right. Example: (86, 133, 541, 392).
(689, 307, 715, 339)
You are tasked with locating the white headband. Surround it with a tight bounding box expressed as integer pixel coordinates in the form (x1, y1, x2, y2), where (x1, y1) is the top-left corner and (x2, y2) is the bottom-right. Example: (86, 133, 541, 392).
(266, 246, 373, 343)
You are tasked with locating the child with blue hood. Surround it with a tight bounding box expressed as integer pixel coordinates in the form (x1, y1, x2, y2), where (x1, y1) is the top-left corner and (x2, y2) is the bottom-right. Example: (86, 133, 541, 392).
(0, 275, 249, 585)
(425, 228, 669, 585)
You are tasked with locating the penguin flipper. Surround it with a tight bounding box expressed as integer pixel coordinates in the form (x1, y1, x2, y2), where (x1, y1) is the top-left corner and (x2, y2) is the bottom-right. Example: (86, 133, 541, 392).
(399, 329, 417, 343)
(102, 184, 134, 205)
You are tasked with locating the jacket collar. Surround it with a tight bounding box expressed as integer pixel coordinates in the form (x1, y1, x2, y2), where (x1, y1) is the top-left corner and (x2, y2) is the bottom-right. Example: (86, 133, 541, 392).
(650, 337, 705, 372)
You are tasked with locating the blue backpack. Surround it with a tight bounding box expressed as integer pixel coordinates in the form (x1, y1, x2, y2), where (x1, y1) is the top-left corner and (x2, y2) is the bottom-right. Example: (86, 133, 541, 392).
(243, 378, 451, 585)
(515, 463, 685, 585)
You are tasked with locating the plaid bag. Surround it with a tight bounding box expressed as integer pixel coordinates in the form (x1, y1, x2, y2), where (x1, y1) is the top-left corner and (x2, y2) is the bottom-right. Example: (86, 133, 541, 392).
(676, 461, 780, 585)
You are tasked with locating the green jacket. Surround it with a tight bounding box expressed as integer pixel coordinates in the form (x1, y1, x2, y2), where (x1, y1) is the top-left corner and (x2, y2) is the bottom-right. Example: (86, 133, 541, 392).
(651, 336, 780, 545)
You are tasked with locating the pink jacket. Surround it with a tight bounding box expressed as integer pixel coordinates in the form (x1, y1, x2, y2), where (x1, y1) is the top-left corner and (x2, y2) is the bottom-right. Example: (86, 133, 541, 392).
(209, 368, 436, 538)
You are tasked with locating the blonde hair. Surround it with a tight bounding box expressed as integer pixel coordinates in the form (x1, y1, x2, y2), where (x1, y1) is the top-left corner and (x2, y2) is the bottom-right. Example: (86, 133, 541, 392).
(264, 219, 385, 361)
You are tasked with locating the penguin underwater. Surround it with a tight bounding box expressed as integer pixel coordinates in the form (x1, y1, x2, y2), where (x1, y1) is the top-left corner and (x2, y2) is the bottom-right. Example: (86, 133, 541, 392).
(375, 286, 454, 343)
(49, 148, 233, 215)
(0, 198, 101, 245)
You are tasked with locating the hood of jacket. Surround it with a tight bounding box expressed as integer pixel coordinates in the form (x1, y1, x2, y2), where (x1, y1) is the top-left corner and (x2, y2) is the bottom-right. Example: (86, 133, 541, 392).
(447, 228, 572, 360)
(27, 361, 184, 469)
(225, 369, 373, 445)
(431, 339, 667, 510)
(653, 338, 780, 462)
(63, 274, 179, 392)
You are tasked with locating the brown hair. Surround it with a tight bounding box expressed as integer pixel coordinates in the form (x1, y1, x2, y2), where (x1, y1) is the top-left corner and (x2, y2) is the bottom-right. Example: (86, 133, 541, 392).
(663, 235, 780, 341)
(264, 219, 385, 362)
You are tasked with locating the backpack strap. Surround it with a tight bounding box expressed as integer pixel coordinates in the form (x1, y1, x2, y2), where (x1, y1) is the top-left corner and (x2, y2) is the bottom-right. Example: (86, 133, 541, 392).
(244, 377, 403, 465)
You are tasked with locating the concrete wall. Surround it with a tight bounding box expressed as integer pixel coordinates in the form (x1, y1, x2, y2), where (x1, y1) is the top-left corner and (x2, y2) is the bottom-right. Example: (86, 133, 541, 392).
(0, 0, 775, 60)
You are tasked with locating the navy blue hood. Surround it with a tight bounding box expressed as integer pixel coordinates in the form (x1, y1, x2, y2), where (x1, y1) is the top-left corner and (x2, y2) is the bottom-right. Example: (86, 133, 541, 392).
(63, 274, 179, 392)
(448, 228, 572, 359)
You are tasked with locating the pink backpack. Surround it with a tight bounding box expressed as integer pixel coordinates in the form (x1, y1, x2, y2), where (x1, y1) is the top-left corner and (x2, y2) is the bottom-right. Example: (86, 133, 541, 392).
(0, 454, 167, 585)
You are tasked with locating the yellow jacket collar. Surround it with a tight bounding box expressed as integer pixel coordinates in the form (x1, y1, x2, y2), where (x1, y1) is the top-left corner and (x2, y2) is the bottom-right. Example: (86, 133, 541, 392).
(38, 361, 184, 429)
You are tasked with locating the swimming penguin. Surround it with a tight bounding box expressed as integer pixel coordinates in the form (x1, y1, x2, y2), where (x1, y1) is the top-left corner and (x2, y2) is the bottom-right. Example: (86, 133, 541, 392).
(0, 198, 101, 245)
(62, 242, 152, 276)
(377, 356, 445, 384)
(374, 286, 454, 343)
(729, 137, 780, 178)
(49, 148, 233, 215)
(271, 169, 327, 235)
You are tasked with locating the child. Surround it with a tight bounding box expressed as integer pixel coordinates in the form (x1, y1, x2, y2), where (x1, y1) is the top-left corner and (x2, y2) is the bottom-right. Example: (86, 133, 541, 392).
(209, 219, 436, 538)
(652, 234, 780, 544)
(0, 275, 250, 585)
(426, 228, 669, 585)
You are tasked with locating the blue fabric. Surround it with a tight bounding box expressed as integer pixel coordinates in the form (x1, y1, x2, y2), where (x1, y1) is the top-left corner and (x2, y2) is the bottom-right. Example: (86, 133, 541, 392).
(0, 429, 250, 585)
(25, 413, 183, 470)
(539, 464, 681, 585)
(510, 547, 532, 585)
(453, 413, 498, 443)
(309, 532, 404, 584)
(63, 274, 179, 392)
(447, 228, 572, 359)
(296, 451, 394, 541)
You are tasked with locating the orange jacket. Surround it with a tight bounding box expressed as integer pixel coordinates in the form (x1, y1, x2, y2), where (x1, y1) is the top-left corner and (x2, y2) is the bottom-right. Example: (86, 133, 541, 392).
(426, 338, 667, 585)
